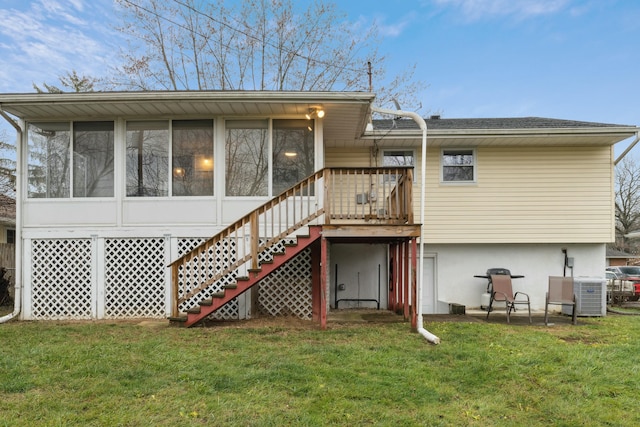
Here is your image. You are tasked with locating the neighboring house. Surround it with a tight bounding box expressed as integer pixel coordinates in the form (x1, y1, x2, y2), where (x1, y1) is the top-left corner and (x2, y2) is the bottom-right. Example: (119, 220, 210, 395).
(0, 91, 637, 327)
(0, 194, 15, 244)
(606, 248, 639, 267)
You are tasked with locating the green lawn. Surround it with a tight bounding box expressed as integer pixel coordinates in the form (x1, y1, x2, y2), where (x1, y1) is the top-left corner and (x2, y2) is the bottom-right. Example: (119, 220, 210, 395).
(1, 314, 639, 426)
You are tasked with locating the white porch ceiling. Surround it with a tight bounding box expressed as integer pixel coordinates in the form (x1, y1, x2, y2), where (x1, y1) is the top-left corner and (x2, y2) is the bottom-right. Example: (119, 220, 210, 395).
(0, 91, 376, 141)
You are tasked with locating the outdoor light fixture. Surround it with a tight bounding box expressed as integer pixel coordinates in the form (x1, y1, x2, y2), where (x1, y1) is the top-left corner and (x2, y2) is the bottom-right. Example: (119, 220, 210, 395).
(284, 151, 297, 157)
(305, 107, 325, 120)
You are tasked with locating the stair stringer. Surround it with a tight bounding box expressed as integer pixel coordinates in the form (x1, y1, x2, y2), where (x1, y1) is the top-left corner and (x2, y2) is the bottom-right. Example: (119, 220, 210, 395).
(182, 226, 322, 327)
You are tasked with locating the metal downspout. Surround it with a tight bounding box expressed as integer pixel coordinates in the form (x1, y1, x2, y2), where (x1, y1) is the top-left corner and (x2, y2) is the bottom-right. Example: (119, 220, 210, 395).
(0, 108, 22, 324)
(371, 106, 440, 344)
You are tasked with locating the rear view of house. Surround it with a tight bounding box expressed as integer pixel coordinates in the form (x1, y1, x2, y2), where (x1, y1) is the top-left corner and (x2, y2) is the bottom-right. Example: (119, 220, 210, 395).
(0, 91, 637, 326)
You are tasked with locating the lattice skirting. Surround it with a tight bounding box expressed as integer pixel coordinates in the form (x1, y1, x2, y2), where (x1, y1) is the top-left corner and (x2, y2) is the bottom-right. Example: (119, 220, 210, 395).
(26, 237, 312, 321)
(257, 247, 312, 320)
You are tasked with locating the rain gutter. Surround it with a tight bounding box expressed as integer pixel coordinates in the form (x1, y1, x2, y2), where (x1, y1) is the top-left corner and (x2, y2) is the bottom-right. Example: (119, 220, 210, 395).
(0, 108, 22, 324)
(614, 131, 640, 165)
(370, 105, 440, 344)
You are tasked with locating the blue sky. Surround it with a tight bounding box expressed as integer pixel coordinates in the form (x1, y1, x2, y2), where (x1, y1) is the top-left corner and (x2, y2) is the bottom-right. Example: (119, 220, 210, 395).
(0, 0, 639, 128)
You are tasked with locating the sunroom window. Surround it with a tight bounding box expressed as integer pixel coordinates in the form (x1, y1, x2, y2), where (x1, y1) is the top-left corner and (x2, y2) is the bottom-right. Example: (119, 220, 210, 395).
(273, 119, 314, 195)
(126, 121, 169, 197)
(225, 120, 269, 196)
(28, 121, 114, 198)
(172, 120, 214, 196)
(73, 121, 114, 197)
(225, 119, 314, 197)
(27, 122, 71, 198)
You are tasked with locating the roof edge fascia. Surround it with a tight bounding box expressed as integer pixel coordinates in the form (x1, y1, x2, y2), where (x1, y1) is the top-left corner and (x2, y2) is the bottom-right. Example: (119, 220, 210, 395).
(0, 90, 375, 106)
(362, 126, 640, 139)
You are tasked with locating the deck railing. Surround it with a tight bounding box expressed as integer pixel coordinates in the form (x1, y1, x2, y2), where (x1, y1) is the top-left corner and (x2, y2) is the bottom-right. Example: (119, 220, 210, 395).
(170, 167, 413, 317)
(324, 167, 413, 224)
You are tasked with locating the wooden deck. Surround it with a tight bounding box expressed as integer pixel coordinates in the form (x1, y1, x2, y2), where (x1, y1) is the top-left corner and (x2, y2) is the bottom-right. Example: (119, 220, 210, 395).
(169, 167, 418, 326)
(321, 224, 421, 241)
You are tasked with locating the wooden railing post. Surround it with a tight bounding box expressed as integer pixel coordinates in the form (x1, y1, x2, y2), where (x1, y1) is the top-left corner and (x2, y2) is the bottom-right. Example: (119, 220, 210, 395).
(250, 210, 259, 271)
(171, 263, 179, 317)
(406, 169, 414, 224)
(324, 169, 331, 224)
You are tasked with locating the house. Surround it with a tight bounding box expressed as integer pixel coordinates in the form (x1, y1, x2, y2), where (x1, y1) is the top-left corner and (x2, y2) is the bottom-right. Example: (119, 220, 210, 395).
(0, 91, 637, 328)
(0, 194, 15, 244)
(606, 248, 639, 267)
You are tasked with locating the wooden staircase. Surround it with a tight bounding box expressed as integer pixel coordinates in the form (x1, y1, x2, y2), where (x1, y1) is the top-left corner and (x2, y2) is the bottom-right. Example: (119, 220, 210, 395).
(168, 167, 414, 327)
(174, 227, 321, 327)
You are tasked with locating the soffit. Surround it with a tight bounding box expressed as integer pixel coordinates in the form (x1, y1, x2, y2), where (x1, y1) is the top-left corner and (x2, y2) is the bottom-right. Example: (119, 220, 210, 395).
(0, 91, 375, 141)
(339, 132, 638, 148)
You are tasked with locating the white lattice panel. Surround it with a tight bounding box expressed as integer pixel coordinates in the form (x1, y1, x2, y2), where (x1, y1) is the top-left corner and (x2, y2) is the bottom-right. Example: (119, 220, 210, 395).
(258, 245, 312, 320)
(104, 238, 166, 318)
(31, 239, 93, 320)
(178, 238, 239, 320)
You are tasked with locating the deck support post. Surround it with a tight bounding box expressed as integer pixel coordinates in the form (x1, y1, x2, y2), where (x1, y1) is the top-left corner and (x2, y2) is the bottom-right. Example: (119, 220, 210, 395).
(403, 240, 410, 321)
(311, 240, 322, 326)
(319, 236, 328, 329)
(388, 243, 397, 311)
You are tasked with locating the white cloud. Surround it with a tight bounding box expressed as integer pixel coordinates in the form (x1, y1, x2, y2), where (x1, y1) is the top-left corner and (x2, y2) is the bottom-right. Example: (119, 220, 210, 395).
(38, 0, 88, 26)
(433, 0, 571, 20)
(351, 11, 416, 39)
(378, 15, 415, 37)
(0, 1, 120, 92)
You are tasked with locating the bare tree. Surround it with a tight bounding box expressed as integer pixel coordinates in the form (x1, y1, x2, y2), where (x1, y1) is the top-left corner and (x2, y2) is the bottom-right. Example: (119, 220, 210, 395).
(33, 70, 97, 93)
(614, 156, 640, 253)
(110, 0, 423, 107)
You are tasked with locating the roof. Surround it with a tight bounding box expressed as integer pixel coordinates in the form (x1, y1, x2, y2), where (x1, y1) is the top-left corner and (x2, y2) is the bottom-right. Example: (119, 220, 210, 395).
(373, 116, 635, 130)
(606, 248, 640, 259)
(1, 91, 637, 147)
(363, 116, 639, 148)
(0, 90, 375, 141)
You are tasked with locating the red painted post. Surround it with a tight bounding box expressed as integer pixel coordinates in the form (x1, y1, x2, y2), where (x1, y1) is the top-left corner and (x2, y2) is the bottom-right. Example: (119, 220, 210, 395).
(320, 236, 328, 329)
(311, 241, 321, 324)
(403, 240, 410, 321)
(388, 243, 396, 311)
(411, 237, 418, 330)
(395, 243, 402, 313)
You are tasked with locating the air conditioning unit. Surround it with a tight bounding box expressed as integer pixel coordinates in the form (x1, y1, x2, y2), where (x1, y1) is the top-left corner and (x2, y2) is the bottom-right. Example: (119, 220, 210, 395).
(563, 277, 606, 317)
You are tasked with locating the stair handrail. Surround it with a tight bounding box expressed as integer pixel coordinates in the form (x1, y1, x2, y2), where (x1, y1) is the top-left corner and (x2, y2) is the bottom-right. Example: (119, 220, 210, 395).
(170, 169, 327, 316)
(169, 166, 414, 317)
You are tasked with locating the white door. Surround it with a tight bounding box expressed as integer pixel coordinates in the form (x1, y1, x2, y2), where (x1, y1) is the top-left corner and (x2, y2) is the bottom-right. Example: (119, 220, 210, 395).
(421, 255, 436, 314)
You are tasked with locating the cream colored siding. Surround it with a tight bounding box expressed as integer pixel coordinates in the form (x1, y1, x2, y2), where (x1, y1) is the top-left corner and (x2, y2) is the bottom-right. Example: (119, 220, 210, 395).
(326, 144, 613, 244)
(325, 147, 372, 167)
(424, 145, 614, 243)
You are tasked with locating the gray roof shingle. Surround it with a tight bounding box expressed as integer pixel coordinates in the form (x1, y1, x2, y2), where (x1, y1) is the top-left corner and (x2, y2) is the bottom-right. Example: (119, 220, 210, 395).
(372, 116, 634, 131)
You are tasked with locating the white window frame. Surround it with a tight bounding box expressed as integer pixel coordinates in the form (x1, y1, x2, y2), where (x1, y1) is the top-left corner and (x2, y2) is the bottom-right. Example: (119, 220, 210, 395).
(440, 148, 476, 184)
